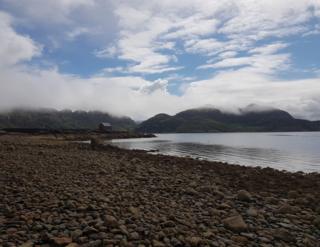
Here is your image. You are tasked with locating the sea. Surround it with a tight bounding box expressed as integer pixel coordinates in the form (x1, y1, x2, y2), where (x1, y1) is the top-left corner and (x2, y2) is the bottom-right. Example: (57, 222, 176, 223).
(110, 132, 320, 173)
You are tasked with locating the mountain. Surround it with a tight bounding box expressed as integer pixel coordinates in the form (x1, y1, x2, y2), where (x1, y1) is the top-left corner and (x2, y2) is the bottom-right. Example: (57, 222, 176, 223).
(137, 106, 320, 133)
(0, 109, 136, 131)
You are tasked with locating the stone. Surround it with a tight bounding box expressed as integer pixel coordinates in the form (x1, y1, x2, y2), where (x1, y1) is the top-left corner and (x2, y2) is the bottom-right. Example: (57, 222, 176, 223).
(129, 231, 139, 240)
(231, 236, 248, 245)
(19, 241, 33, 247)
(129, 206, 140, 218)
(119, 225, 129, 236)
(277, 203, 295, 214)
(51, 237, 72, 246)
(152, 240, 166, 247)
(6, 228, 17, 234)
(237, 190, 252, 201)
(274, 229, 296, 243)
(287, 190, 299, 198)
(186, 236, 202, 246)
(66, 244, 79, 247)
(222, 215, 248, 232)
(104, 215, 118, 227)
(71, 229, 83, 239)
(87, 240, 102, 247)
(246, 207, 258, 217)
(313, 216, 320, 229)
(302, 236, 318, 247)
(83, 226, 98, 235)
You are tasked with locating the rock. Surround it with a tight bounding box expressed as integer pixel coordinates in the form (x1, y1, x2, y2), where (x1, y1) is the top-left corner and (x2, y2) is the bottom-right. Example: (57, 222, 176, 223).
(90, 138, 104, 149)
(161, 220, 175, 228)
(170, 237, 181, 246)
(302, 236, 318, 247)
(83, 226, 98, 235)
(87, 240, 102, 247)
(186, 236, 202, 246)
(7, 145, 16, 151)
(19, 241, 33, 247)
(66, 244, 79, 247)
(246, 207, 258, 217)
(129, 206, 140, 218)
(287, 190, 299, 198)
(119, 225, 129, 236)
(231, 236, 248, 245)
(6, 228, 17, 234)
(274, 229, 296, 243)
(152, 240, 166, 247)
(71, 229, 83, 239)
(313, 216, 320, 229)
(276, 203, 296, 214)
(237, 190, 252, 201)
(129, 231, 139, 240)
(185, 188, 197, 195)
(104, 215, 118, 227)
(51, 237, 72, 246)
(222, 215, 248, 232)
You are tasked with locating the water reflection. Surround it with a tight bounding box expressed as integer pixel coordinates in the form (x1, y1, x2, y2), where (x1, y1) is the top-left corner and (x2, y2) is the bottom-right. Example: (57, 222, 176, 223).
(110, 132, 320, 173)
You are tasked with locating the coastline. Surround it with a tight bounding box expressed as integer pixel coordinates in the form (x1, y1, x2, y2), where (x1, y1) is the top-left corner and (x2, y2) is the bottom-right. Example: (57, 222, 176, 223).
(0, 134, 319, 246)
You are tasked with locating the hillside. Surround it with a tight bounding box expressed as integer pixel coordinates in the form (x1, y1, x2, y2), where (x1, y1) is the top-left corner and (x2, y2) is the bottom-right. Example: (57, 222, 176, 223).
(0, 109, 136, 131)
(137, 106, 320, 133)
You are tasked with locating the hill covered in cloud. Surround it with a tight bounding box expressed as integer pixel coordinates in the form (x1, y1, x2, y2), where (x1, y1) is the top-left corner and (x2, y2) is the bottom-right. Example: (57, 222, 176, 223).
(0, 109, 136, 131)
(137, 106, 320, 133)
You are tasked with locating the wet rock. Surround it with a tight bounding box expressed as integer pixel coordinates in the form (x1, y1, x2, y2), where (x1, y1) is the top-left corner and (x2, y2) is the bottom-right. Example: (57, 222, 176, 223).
(222, 215, 248, 232)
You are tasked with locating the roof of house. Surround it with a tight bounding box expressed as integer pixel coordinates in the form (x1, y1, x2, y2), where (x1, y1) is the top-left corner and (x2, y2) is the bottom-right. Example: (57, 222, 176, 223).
(100, 122, 112, 127)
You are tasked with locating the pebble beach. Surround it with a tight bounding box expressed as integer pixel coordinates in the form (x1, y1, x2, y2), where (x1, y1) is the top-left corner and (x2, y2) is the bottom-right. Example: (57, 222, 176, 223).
(0, 134, 319, 247)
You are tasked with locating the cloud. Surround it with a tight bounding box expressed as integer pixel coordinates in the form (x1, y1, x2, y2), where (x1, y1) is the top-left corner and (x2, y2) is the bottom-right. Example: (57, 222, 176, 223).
(182, 70, 320, 120)
(0, 1, 320, 121)
(1, 0, 95, 25)
(66, 27, 90, 40)
(198, 53, 291, 74)
(0, 11, 41, 67)
(249, 42, 288, 55)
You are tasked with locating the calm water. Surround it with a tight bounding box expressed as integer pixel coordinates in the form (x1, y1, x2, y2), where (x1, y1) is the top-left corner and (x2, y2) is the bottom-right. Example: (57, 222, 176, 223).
(110, 132, 320, 173)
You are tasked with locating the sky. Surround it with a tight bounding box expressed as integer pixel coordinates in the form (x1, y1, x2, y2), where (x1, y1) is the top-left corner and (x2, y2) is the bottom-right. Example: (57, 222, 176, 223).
(0, 0, 319, 120)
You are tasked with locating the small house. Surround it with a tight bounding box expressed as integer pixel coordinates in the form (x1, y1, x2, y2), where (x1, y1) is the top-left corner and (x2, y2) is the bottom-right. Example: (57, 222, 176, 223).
(98, 122, 112, 132)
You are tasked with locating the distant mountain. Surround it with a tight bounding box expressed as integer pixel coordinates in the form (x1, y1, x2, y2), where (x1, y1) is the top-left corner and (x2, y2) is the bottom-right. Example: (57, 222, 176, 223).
(137, 106, 320, 133)
(0, 109, 136, 131)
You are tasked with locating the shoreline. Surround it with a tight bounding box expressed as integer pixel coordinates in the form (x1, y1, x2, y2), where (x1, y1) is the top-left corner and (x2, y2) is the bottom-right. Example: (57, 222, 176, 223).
(0, 134, 319, 246)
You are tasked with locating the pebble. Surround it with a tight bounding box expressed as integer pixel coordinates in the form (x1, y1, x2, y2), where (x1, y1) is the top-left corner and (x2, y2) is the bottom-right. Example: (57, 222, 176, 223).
(237, 190, 252, 201)
(222, 215, 248, 232)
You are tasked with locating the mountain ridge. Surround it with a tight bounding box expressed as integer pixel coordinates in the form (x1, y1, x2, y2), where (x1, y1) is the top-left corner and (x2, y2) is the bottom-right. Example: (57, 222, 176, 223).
(137, 106, 320, 133)
(0, 109, 136, 131)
